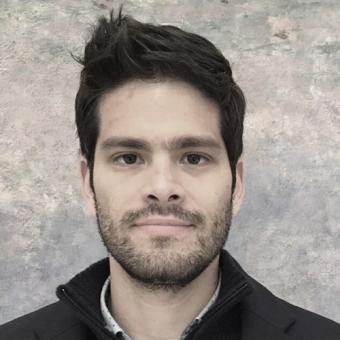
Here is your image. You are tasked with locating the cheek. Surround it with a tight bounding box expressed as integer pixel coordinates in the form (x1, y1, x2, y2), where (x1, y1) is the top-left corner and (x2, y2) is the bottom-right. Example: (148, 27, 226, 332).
(94, 171, 138, 215)
(93, 175, 115, 210)
(189, 176, 231, 215)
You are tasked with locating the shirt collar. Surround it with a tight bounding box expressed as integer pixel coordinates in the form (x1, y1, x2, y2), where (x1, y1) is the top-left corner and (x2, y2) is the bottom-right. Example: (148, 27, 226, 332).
(100, 271, 221, 340)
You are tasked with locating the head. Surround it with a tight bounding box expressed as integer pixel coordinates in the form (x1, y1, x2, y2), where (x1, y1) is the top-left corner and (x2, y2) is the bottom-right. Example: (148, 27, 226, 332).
(77, 9, 246, 291)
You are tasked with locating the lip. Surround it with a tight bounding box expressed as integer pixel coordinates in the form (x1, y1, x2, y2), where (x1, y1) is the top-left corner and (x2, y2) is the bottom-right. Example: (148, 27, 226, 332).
(134, 218, 192, 227)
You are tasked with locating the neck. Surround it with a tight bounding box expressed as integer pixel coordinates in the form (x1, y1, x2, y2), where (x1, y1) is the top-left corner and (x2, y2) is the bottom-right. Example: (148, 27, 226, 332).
(109, 255, 220, 340)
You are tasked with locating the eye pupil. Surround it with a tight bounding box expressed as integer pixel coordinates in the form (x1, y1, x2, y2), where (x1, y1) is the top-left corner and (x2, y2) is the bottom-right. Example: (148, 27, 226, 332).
(187, 154, 201, 164)
(123, 154, 137, 164)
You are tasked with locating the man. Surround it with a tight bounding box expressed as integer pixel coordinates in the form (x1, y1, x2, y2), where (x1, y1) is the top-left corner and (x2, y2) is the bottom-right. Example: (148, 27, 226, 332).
(1, 9, 339, 340)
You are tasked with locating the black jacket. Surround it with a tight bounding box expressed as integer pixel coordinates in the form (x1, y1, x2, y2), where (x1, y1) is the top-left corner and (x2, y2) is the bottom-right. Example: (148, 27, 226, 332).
(1, 250, 340, 340)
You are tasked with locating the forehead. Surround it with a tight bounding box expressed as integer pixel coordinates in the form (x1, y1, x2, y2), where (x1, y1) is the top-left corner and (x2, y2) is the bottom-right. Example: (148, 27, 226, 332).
(97, 80, 223, 148)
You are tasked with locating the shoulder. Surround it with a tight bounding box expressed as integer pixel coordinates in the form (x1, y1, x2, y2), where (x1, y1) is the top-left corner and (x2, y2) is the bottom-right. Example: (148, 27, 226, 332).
(241, 273, 340, 340)
(278, 296, 340, 339)
(0, 301, 92, 340)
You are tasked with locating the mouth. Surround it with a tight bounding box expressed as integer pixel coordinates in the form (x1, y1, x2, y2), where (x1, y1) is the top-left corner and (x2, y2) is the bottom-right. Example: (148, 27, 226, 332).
(133, 218, 193, 227)
(132, 218, 194, 236)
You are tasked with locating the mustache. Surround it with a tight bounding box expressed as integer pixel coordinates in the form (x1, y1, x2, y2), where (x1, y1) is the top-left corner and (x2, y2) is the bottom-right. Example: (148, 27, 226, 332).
(120, 202, 205, 226)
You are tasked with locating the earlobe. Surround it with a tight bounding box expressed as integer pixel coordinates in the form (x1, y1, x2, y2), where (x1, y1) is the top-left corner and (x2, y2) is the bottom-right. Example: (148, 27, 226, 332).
(80, 156, 96, 216)
(232, 158, 245, 217)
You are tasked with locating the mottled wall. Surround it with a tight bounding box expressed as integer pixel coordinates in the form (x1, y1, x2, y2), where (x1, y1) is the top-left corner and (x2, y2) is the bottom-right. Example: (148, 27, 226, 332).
(0, 0, 339, 325)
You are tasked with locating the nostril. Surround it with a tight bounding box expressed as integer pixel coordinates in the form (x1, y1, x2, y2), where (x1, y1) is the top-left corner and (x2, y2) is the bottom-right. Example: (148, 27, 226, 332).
(147, 194, 158, 200)
(169, 194, 179, 201)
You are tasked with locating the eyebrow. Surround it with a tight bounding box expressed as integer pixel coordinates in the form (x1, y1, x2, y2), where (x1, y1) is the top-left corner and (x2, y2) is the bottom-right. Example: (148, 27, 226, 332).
(100, 135, 223, 152)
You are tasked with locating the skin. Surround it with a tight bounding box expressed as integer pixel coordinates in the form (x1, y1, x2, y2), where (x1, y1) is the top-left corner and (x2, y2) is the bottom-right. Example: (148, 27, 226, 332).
(80, 79, 245, 340)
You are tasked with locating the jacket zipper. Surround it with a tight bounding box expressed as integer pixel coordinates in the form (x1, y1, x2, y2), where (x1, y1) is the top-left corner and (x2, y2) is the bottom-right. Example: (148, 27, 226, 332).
(60, 287, 119, 340)
(184, 282, 249, 340)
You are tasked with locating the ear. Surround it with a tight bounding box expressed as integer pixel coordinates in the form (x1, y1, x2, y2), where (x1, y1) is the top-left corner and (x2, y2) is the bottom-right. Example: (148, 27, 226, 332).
(80, 155, 96, 216)
(232, 158, 245, 217)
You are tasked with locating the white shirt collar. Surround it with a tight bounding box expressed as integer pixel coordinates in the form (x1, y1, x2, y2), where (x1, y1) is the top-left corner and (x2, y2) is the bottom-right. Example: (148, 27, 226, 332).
(100, 272, 221, 340)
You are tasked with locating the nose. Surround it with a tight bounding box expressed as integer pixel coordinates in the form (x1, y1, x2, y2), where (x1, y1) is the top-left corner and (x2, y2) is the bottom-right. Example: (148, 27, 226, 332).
(141, 157, 185, 207)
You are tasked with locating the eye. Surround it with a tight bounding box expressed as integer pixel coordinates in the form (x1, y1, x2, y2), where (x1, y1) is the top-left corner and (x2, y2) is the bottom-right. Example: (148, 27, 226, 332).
(183, 153, 209, 165)
(112, 153, 142, 165)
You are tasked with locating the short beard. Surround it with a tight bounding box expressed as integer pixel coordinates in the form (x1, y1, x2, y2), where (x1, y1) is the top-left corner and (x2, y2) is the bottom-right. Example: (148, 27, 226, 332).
(95, 197, 232, 293)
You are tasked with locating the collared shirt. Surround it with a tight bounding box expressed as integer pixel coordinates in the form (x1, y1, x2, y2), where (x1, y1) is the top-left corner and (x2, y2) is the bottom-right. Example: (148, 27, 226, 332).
(100, 272, 221, 340)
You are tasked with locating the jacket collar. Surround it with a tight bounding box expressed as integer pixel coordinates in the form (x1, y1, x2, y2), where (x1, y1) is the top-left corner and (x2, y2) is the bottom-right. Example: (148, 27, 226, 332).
(56, 250, 298, 339)
(187, 250, 298, 339)
(229, 255, 298, 339)
(57, 258, 112, 339)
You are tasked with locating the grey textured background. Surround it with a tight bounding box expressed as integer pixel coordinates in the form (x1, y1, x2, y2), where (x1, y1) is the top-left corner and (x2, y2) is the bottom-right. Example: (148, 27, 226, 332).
(1, 0, 339, 325)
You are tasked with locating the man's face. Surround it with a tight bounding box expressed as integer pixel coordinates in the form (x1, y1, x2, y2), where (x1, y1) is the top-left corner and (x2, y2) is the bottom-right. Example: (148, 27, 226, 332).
(81, 80, 244, 291)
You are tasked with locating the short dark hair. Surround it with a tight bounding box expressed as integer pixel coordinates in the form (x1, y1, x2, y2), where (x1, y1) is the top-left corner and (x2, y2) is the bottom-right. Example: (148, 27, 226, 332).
(74, 8, 246, 192)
